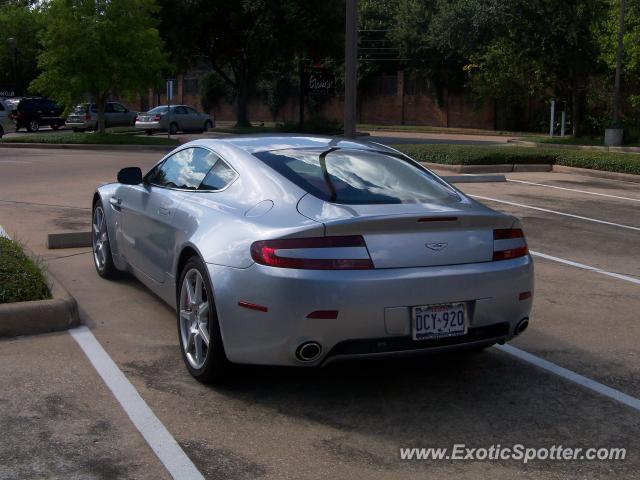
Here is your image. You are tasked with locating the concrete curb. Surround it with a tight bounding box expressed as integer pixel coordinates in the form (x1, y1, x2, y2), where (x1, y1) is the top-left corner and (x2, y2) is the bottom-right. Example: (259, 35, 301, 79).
(0, 262, 80, 338)
(421, 162, 552, 173)
(421, 161, 639, 182)
(47, 231, 92, 249)
(552, 165, 640, 184)
(0, 142, 176, 152)
(508, 139, 640, 154)
(442, 175, 506, 183)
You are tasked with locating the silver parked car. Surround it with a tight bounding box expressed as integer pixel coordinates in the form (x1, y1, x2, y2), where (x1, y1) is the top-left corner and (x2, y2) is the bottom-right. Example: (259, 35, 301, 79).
(92, 136, 534, 383)
(135, 105, 214, 135)
(0, 99, 16, 137)
(66, 102, 137, 132)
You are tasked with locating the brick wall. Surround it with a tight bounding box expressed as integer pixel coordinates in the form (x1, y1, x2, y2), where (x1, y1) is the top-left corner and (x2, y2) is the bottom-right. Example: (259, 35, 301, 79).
(140, 70, 497, 129)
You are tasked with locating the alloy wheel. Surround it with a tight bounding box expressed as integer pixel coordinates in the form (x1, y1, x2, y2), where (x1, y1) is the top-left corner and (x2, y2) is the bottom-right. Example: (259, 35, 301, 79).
(179, 268, 211, 369)
(92, 205, 108, 271)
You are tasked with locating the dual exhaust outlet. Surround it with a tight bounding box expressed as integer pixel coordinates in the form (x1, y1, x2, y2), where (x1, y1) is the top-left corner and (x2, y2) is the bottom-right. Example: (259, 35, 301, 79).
(296, 341, 322, 362)
(296, 318, 529, 362)
(514, 318, 529, 336)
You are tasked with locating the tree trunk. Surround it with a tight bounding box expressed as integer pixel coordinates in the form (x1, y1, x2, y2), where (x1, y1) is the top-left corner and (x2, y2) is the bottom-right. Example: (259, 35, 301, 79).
(96, 93, 108, 134)
(235, 79, 251, 128)
(572, 89, 582, 137)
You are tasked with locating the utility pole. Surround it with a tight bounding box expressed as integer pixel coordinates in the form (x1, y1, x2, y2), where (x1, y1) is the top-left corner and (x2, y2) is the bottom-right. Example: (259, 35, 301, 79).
(344, 0, 358, 138)
(606, 0, 626, 146)
(7, 37, 17, 96)
(612, 0, 625, 128)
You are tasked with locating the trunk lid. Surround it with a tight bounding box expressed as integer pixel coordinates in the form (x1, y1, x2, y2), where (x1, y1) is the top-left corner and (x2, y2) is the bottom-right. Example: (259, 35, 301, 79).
(297, 194, 514, 268)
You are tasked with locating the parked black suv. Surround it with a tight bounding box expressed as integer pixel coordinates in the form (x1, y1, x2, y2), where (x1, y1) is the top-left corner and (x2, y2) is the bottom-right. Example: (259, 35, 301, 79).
(13, 97, 65, 132)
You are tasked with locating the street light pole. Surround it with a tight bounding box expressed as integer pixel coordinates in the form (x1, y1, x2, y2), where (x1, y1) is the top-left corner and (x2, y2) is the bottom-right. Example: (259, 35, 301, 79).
(611, 0, 625, 128)
(6, 37, 17, 96)
(605, 0, 626, 146)
(343, 0, 358, 138)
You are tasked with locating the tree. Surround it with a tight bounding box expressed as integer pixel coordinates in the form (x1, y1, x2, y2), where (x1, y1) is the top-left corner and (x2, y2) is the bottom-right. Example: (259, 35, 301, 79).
(0, 3, 43, 96)
(156, 0, 343, 127)
(31, 0, 167, 134)
(386, 0, 503, 96)
(468, 0, 608, 135)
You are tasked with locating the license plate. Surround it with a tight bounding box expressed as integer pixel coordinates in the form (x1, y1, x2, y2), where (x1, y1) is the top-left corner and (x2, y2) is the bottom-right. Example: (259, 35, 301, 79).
(412, 302, 467, 340)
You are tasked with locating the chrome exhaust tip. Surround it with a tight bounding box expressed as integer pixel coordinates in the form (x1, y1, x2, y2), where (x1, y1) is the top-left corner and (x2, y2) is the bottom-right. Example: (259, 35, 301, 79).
(515, 318, 529, 336)
(296, 342, 322, 362)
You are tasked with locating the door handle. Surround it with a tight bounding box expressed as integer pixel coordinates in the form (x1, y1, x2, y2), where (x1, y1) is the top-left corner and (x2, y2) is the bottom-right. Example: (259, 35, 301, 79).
(109, 197, 122, 210)
(158, 207, 171, 216)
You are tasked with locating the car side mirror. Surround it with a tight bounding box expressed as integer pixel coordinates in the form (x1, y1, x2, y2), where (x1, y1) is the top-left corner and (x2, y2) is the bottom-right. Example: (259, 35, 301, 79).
(117, 167, 143, 185)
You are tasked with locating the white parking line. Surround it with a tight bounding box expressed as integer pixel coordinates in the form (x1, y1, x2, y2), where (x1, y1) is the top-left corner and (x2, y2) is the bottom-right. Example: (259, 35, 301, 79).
(507, 179, 640, 203)
(69, 326, 205, 480)
(530, 250, 640, 285)
(470, 194, 640, 232)
(497, 344, 640, 412)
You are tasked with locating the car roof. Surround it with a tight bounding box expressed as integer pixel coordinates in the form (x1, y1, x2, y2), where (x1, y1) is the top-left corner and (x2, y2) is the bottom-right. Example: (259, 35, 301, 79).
(190, 135, 397, 154)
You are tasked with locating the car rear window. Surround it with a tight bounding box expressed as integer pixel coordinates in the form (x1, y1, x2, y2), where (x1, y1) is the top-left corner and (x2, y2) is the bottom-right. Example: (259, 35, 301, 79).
(254, 148, 459, 205)
(72, 104, 97, 114)
(148, 106, 169, 114)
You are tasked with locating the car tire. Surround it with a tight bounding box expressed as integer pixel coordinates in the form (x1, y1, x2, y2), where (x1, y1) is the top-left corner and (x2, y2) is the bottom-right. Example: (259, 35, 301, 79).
(0, 125, 4, 138)
(72, 128, 86, 133)
(51, 123, 61, 130)
(145, 130, 154, 136)
(92, 201, 119, 279)
(169, 122, 178, 135)
(203, 120, 213, 132)
(27, 119, 40, 132)
(177, 256, 232, 384)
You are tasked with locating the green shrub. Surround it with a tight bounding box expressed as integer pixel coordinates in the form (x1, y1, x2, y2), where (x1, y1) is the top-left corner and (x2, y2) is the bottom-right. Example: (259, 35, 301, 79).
(391, 144, 640, 175)
(0, 237, 51, 304)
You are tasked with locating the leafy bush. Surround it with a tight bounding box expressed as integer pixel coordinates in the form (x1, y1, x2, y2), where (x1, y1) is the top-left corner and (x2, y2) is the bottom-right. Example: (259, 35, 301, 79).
(392, 144, 640, 175)
(3, 132, 178, 145)
(0, 237, 51, 304)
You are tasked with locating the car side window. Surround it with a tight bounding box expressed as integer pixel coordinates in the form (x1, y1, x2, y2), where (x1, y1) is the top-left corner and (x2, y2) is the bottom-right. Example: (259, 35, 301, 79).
(112, 103, 127, 113)
(186, 107, 198, 115)
(146, 147, 220, 190)
(174, 106, 187, 115)
(200, 157, 237, 191)
(106, 103, 115, 113)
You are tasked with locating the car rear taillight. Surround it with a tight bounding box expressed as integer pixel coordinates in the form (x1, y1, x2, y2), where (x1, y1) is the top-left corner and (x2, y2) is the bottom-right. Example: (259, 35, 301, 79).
(493, 228, 528, 261)
(250, 236, 374, 270)
(154, 114, 161, 121)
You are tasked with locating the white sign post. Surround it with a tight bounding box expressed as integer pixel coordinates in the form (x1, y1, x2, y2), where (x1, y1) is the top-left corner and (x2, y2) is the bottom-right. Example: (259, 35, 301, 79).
(166, 79, 174, 139)
(549, 99, 556, 137)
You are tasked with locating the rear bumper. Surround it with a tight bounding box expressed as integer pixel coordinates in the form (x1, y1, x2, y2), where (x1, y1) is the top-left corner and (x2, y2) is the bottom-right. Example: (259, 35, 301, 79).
(135, 121, 164, 131)
(207, 256, 534, 367)
(66, 120, 94, 129)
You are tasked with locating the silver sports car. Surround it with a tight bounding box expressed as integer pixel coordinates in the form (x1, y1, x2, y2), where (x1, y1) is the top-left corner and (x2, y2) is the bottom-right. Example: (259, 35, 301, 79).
(92, 136, 534, 383)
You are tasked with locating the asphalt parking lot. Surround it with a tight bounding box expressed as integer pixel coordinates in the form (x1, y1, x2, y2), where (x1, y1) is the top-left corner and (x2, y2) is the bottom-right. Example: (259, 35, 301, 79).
(0, 146, 639, 479)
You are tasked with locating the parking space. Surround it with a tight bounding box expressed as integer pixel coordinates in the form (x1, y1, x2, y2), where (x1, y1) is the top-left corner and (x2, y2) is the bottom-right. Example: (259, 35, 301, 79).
(1, 147, 639, 478)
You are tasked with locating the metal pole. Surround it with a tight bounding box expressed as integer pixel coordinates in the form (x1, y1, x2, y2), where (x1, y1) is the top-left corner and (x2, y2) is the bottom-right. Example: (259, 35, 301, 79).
(549, 99, 556, 137)
(344, 0, 358, 138)
(7, 37, 17, 95)
(299, 59, 305, 130)
(561, 110, 566, 137)
(167, 81, 171, 140)
(612, 0, 625, 128)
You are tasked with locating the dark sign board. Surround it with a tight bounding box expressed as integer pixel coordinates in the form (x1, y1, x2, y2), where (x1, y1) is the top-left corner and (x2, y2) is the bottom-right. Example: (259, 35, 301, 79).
(304, 68, 335, 96)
